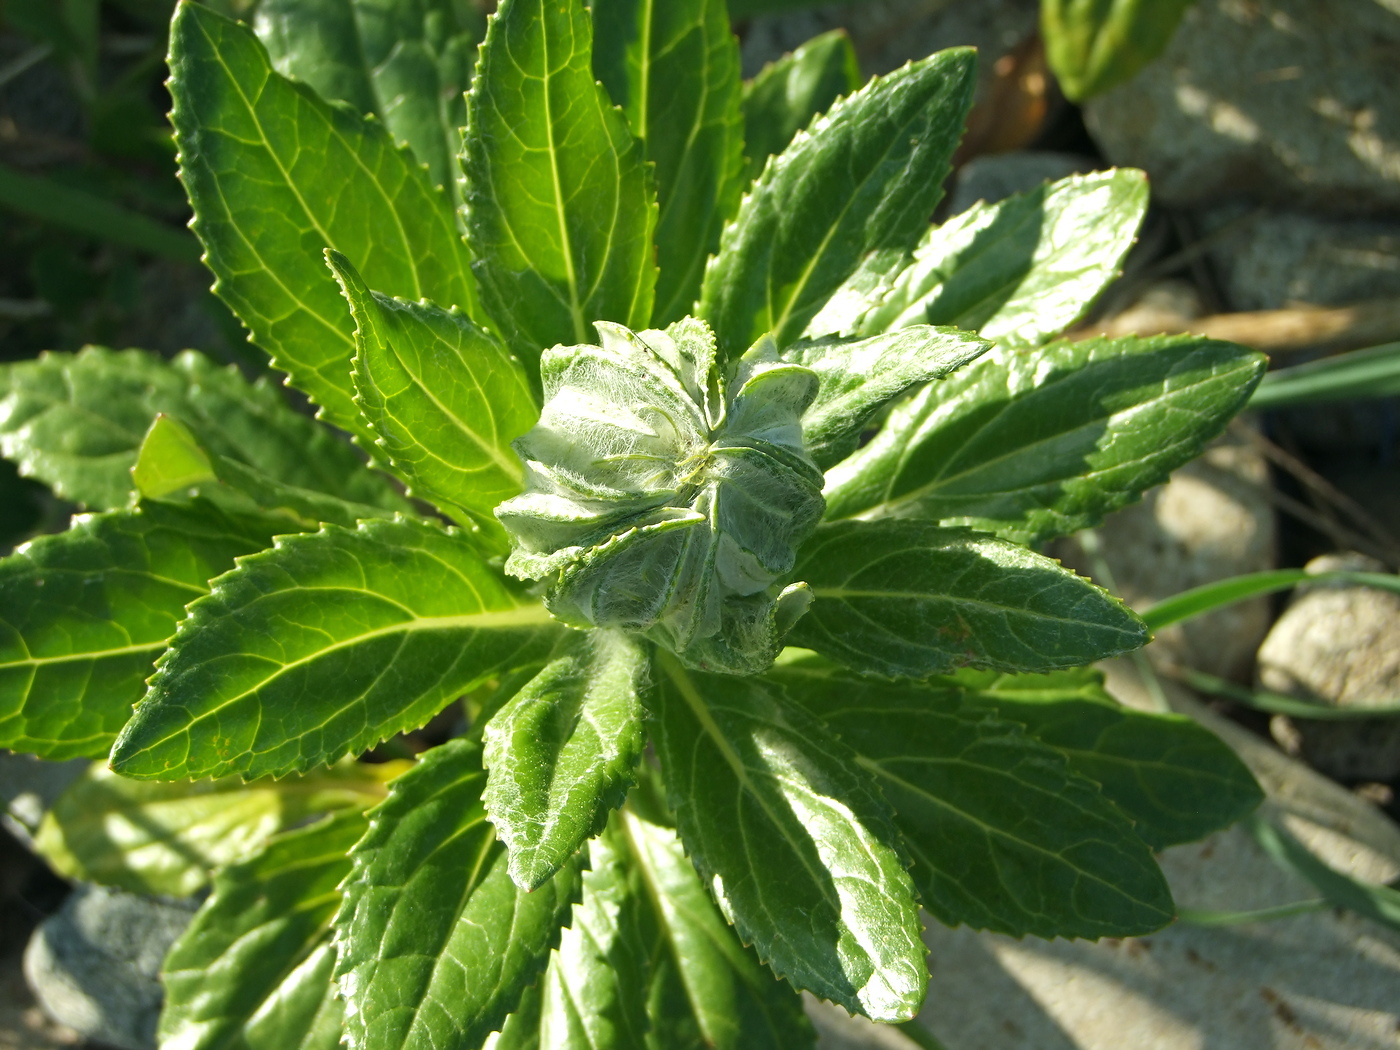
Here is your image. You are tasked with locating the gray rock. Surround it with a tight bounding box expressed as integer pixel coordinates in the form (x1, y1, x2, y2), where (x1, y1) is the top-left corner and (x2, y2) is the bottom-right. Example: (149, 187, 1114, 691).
(1084, 0, 1400, 216)
(0, 753, 88, 844)
(23, 886, 197, 1050)
(1257, 553, 1400, 782)
(947, 151, 1096, 216)
(1055, 426, 1277, 681)
(1202, 206, 1400, 311)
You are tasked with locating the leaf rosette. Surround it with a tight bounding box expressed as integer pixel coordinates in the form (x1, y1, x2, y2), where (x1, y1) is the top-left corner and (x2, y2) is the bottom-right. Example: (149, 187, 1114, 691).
(497, 318, 823, 673)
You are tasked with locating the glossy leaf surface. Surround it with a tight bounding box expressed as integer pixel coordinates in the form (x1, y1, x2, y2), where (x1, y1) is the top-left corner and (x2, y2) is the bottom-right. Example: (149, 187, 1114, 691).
(484, 630, 648, 890)
(740, 29, 860, 185)
(790, 521, 1146, 678)
(780, 661, 1176, 938)
(335, 739, 582, 1050)
(592, 0, 745, 325)
(159, 810, 365, 1050)
(653, 656, 925, 1022)
(954, 668, 1263, 850)
(110, 518, 558, 781)
(171, 2, 476, 445)
(836, 170, 1148, 347)
(254, 0, 484, 199)
(465, 0, 657, 377)
(699, 47, 974, 356)
(330, 252, 534, 540)
(0, 347, 407, 513)
(33, 760, 397, 897)
(823, 335, 1267, 543)
(785, 326, 989, 469)
(0, 500, 278, 761)
(1043, 0, 1196, 101)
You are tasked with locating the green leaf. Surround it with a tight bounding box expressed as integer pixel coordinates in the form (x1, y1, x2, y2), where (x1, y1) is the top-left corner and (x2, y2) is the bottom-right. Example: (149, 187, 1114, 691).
(0, 500, 279, 761)
(823, 335, 1267, 543)
(593, 0, 745, 326)
(328, 252, 535, 542)
(1249, 340, 1400, 410)
(159, 809, 366, 1050)
(253, 0, 484, 201)
(32, 759, 399, 897)
(170, 1, 477, 445)
(1042, 0, 1196, 102)
(652, 654, 926, 1023)
(698, 47, 974, 357)
(784, 326, 989, 469)
(1141, 568, 1400, 631)
(483, 630, 647, 891)
(465, 0, 658, 378)
(335, 738, 583, 1050)
(777, 660, 1176, 939)
(740, 29, 860, 185)
(109, 517, 559, 781)
(817, 170, 1149, 348)
(950, 668, 1263, 850)
(0, 347, 409, 513)
(790, 521, 1146, 678)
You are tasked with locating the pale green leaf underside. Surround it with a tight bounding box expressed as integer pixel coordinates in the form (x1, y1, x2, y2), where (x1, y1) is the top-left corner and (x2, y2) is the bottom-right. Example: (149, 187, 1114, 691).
(484, 630, 647, 891)
(171, 2, 475, 446)
(32, 759, 394, 897)
(777, 661, 1176, 939)
(0, 500, 279, 761)
(654, 655, 926, 1023)
(823, 335, 1268, 544)
(791, 520, 1146, 678)
(109, 517, 559, 781)
(465, 0, 658, 378)
(335, 738, 582, 1050)
(159, 809, 365, 1050)
(0, 347, 408, 513)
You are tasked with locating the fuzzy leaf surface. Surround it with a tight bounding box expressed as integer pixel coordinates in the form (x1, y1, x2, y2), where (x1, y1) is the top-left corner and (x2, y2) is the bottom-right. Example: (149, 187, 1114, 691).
(740, 29, 860, 185)
(484, 630, 647, 891)
(0, 348, 407, 513)
(158, 810, 366, 1050)
(785, 326, 989, 469)
(110, 517, 558, 781)
(698, 47, 974, 356)
(0, 500, 278, 761)
(33, 760, 398, 897)
(823, 335, 1268, 543)
(330, 252, 534, 540)
(953, 668, 1263, 850)
(789, 520, 1146, 678)
(253, 0, 484, 200)
(829, 170, 1148, 346)
(592, 0, 745, 325)
(779, 661, 1176, 938)
(170, 2, 476, 445)
(653, 656, 925, 1022)
(335, 738, 582, 1050)
(465, 0, 657, 377)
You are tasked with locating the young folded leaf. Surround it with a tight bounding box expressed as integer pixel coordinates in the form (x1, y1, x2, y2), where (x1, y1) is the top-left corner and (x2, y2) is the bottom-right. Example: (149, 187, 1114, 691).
(110, 517, 559, 781)
(815, 169, 1148, 346)
(465, 0, 658, 377)
(330, 251, 535, 546)
(170, 1, 476, 446)
(335, 739, 583, 1050)
(592, 0, 745, 326)
(823, 335, 1267, 543)
(653, 655, 926, 1022)
(699, 46, 975, 356)
(789, 520, 1146, 678)
(0, 500, 279, 760)
(741, 29, 861, 185)
(159, 810, 366, 1050)
(777, 661, 1176, 939)
(483, 630, 648, 891)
